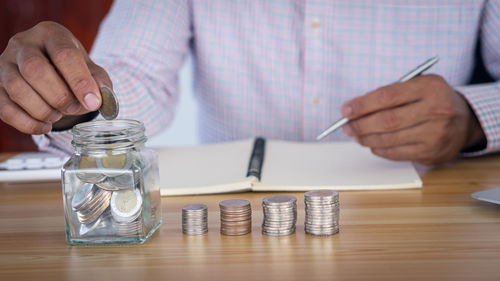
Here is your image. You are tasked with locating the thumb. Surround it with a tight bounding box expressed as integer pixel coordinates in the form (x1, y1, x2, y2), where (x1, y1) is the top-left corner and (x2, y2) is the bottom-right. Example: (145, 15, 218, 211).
(88, 62, 113, 90)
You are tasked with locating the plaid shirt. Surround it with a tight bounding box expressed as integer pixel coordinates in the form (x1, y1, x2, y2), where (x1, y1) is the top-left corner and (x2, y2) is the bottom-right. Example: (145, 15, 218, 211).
(35, 0, 500, 156)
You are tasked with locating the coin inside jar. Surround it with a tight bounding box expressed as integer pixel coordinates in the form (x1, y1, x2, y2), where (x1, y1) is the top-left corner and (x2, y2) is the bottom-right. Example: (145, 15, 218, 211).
(96, 150, 133, 178)
(71, 182, 95, 211)
(111, 189, 143, 223)
(99, 86, 119, 120)
(76, 155, 105, 184)
(71, 183, 112, 224)
(102, 153, 127, 169)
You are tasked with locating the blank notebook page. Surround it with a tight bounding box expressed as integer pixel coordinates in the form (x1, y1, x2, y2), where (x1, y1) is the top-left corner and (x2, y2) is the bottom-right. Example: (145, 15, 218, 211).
(260, 141, 422, 189)
(157, 139, 253, 189)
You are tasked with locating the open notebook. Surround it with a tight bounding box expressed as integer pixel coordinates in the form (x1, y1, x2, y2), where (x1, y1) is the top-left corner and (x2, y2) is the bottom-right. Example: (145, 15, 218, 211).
(158, 138, 422, 196)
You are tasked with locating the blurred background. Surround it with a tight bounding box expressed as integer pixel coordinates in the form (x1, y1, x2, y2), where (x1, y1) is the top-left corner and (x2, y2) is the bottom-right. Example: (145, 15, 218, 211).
(0, 0, 198, 153)
(0, 1, 493, 153)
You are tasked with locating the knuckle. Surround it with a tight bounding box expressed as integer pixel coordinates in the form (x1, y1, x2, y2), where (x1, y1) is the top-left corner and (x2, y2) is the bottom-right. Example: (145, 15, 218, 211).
(35, 107, 55, 122)
(34, 21, 59, 35)
(19, 54, 45, 79)
(378, 86, 397, 105)
(4, 76, 25, 100)
(52, 47, 79, 65)
(7, 33, 24, 49)
(70, 77, 91, 93)
(382, 110, 399, 130)
(52, 92, 73, 110)
(0, 103, 16, 123)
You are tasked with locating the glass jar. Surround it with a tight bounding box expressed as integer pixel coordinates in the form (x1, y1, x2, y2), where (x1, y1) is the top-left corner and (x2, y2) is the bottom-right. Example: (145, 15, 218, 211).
(62, 120, 161, 245)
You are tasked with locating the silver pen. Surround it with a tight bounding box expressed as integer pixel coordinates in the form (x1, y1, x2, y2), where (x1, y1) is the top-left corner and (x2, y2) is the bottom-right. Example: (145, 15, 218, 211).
(316, 56, 440, 141)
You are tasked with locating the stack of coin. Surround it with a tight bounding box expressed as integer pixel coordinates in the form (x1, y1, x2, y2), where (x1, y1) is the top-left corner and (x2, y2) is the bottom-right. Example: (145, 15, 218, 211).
(262, 195, 297, 236)
(182, 204, 208, 235)
(72, 183, 112, 224)
(219, 199, 252, 235)
(304, 190, 340, 236)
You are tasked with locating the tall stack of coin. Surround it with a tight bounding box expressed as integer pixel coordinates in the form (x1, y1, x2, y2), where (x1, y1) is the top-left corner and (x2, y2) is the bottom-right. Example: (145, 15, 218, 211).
(304, 190, 340, 236)
(219, 199, 252, 235)
(182, 204, 208, 235)
(262, 195, 297, 236)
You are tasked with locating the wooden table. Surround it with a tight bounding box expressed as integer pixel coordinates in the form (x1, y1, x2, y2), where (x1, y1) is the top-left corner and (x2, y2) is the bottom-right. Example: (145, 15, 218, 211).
(1, 154, 500, 281)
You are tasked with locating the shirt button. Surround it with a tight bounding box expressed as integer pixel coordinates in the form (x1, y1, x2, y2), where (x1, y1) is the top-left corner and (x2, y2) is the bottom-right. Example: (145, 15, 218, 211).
(311, 18, 321, 29)
(312, 97, 320, 105)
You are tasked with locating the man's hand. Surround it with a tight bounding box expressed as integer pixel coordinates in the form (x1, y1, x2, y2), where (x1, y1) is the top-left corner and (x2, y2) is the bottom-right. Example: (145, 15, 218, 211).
(0, 21, 112, 134)
(341, 74, 486, 166)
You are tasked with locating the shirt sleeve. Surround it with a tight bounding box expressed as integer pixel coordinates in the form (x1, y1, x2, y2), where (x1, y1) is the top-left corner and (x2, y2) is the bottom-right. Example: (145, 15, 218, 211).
(33, 0, 192, 154)
(456, 0, 500, 156)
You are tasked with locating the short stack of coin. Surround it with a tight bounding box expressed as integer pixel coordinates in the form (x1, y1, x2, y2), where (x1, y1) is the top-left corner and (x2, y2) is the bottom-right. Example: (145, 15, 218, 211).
(219, 199, 252, 235)
(304, 190, 339, 236)
(262, 195, 297, 236)
(182, 204, 208, 235)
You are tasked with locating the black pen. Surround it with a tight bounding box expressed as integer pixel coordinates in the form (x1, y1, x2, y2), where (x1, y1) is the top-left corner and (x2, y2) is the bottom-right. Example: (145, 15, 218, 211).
(246, 137, 266, 181)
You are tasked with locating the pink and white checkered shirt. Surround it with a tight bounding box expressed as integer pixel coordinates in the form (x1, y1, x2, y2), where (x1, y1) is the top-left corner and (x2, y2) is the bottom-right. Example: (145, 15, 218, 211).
(35, 0, 500, 156)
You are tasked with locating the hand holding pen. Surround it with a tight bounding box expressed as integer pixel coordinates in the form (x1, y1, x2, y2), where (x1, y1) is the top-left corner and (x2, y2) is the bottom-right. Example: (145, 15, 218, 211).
(318, 56, 486, 165)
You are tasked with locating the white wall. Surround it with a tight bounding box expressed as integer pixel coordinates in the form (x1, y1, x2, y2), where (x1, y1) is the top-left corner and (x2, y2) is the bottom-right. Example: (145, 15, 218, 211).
(147, 57, 200, 148)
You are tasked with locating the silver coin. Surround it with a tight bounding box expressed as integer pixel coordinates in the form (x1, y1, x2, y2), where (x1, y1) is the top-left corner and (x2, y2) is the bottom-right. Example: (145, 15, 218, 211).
(263, 195, 297, 206)
(96, 151, 134, 177)
(183, 204, 208, 212)
(76, 189, 112, 224)
(305, 189, 338, 198)
(72, 183, 95, 211)
(76, 155, 106, 184)
(99, 86, 119, 120)
(110, 188, 143, 223)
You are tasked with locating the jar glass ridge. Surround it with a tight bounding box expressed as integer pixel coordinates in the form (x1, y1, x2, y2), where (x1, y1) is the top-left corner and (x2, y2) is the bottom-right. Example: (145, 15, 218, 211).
(62, 120, 161, 245)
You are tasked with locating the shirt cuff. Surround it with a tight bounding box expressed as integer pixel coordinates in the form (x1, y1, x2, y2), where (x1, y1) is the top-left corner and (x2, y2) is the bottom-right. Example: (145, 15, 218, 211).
(456, 82, 500, 156)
